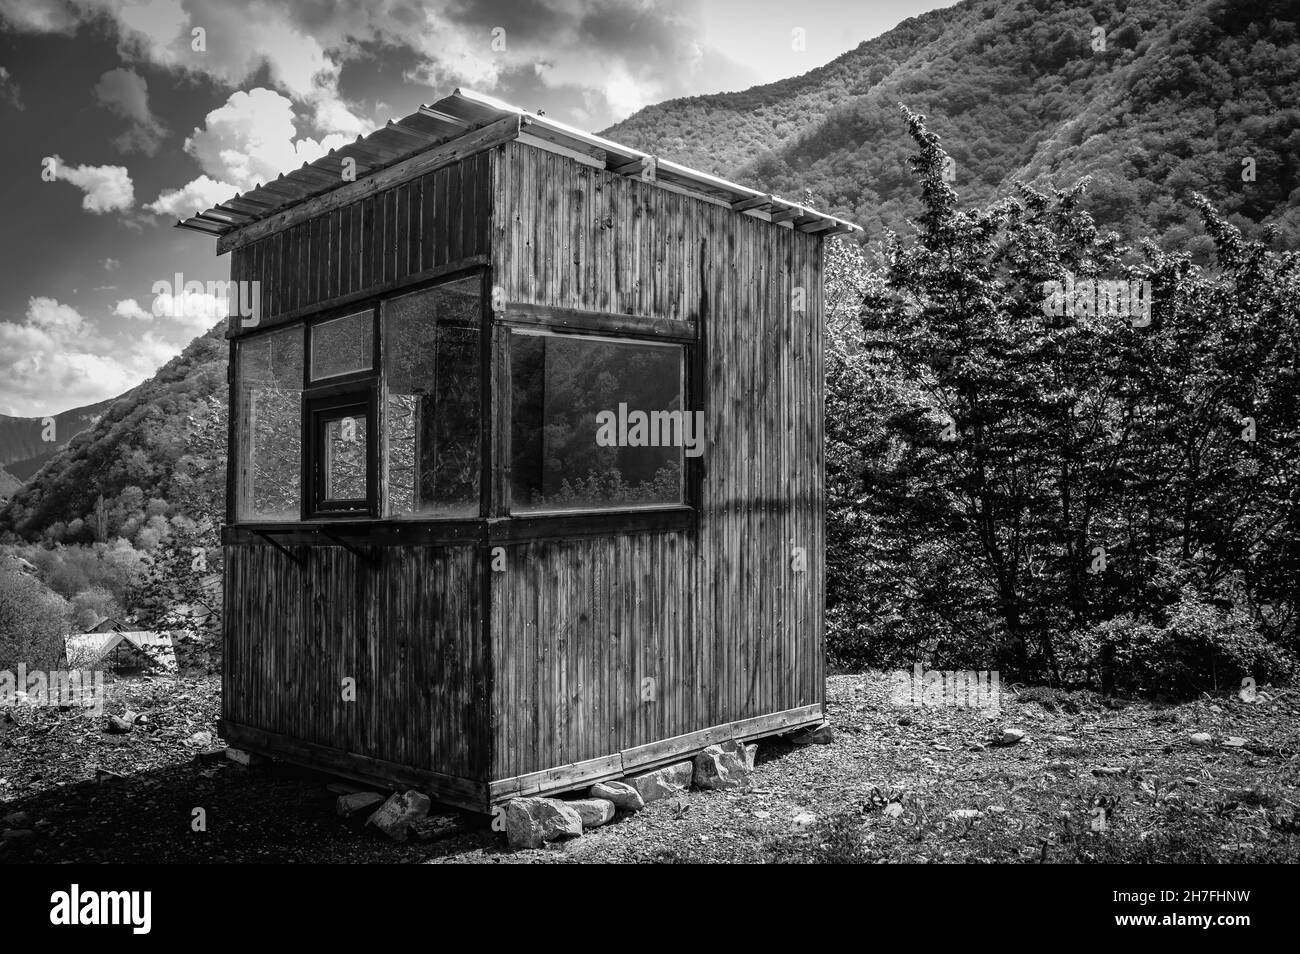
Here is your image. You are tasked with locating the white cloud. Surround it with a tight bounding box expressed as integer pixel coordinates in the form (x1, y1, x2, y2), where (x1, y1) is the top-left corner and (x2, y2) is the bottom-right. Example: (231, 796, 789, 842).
(0, 65, 22, 110)
(145, 174, 237, 219)
(94, 67, 166, 154)
(28, 296, 84, 333)
(50, 156, 134, 213)
(116, 285, 230, 334)
(114, 0, 188, 58)
(0, 0, 84, 34)
(147, 286, 229, 332)
(10, 1, 752, 136)
(0, 296, 180, 416)
(113, 298, 152, 320)
(146, 88, 350, 216)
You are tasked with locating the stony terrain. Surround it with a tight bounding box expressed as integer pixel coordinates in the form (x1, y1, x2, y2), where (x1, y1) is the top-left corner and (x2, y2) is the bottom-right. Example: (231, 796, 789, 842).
(2, 673, 1298, 863)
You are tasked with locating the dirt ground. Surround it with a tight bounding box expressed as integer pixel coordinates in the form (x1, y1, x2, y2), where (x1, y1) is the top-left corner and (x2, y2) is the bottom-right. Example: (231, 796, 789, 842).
(2, 672, 1298, 863)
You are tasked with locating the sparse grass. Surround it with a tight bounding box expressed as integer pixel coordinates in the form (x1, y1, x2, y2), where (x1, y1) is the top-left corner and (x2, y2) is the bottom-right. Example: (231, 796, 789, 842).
(2, 672, 1298, 863)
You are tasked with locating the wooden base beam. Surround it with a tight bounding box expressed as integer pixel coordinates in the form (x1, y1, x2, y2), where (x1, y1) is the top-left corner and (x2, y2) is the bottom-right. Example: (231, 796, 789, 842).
(219, 719, 489, 813)
(487, 703, 825, 803)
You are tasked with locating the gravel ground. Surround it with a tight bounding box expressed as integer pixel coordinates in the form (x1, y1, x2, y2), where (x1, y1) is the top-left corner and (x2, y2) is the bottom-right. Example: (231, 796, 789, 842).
(2, 672, 1297, 863)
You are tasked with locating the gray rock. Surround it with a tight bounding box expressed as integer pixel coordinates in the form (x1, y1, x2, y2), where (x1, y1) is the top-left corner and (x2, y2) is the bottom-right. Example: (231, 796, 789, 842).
(195, 747, 226, 765)
(336, 791, 386, 818)
(692, 740, 751, 790)
(189, 730, 213, 746)
(224, 747, 262, 766)
(998, 728, 1026, 746)
(791, 723, 835, 745)
(504, 797, 583, 850)
(791, 811, 817, 834)
(743, 744, 758, 771)
(1190, 732, 1214, 746)
(2, 811, 31, 828)
(589, 781, 645, 812)
(410, 815, 462, 842)
(366, 790, 431, 842)
(624, 761, 693, 803)
(105, 716, 133, 734)
(567, 798, 616, 828)
(326, 781, 368, 795)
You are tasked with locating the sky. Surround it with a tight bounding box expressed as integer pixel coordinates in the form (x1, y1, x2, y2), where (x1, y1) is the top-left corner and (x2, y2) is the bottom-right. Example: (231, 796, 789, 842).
(0, 0, 956, 417)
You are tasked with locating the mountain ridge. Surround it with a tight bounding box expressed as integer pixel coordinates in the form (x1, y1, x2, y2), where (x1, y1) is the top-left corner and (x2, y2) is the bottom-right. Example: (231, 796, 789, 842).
(604, 0, 1300, 251)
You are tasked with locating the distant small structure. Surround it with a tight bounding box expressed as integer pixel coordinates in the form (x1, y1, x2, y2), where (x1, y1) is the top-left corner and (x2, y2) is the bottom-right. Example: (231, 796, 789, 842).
(7, 556, 38, 576)
(62, 631, 177, 675)
(84, 616, 125, 634)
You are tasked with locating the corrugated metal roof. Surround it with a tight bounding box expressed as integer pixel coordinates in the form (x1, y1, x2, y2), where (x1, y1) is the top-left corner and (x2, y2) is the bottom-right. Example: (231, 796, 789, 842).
(176, 88, 862, 243)
(63, 631, 177, 671)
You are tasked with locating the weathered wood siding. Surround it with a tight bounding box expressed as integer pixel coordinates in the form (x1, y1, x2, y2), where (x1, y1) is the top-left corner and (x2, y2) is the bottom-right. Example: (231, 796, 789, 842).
(228, 150, 491, 332)
(490, 531, 695, 782)
(489, 141, 825, 781)
(223, 543, 489, 783)
(491, 141, 699, 326)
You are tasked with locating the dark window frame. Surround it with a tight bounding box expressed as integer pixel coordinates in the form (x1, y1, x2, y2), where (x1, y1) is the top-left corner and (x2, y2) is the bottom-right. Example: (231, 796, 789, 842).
(501, 323, 700, 518)
(304, 389, 377, 518)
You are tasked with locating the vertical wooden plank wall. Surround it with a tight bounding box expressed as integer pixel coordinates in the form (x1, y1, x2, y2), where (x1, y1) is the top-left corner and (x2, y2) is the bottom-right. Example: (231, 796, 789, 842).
(227, 151, 491, 330)
(223, 544, 489, 782)
(489, 141, 825, 782)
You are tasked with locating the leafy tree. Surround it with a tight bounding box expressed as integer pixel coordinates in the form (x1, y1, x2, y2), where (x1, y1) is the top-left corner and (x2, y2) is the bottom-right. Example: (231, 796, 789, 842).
(0, 563, 70, 670)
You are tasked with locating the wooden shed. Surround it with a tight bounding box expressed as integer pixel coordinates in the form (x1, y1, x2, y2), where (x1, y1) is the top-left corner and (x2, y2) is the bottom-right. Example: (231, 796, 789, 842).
(180, 88, 860, 812)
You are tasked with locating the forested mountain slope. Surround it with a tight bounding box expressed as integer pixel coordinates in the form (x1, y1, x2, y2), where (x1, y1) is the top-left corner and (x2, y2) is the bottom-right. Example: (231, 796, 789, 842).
(604, 0, 1300, 250)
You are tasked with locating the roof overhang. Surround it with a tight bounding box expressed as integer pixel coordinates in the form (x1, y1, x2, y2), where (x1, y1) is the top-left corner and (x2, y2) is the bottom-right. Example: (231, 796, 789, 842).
(177, 88, 863, 254)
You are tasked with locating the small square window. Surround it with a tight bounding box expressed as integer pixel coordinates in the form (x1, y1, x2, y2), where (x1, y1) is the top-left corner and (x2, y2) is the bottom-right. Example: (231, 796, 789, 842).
(310, 311, 373, 381)
(309, 398, 372, 515)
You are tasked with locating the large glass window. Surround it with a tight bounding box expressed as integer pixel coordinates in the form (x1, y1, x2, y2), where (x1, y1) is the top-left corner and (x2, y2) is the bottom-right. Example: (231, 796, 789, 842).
(510, 332, 688, 512)
(383, 278, 482, 517)
(235, 327, 304, 521)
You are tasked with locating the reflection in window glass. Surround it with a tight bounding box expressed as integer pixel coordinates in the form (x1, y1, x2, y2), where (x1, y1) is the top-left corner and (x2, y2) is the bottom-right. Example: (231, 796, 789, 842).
(321, 413, 367, 503)
(236, 328, 303, 521)
(311, 311, 373, 380)
(383, 278, 481, 517)
(510, 334, 685, 512)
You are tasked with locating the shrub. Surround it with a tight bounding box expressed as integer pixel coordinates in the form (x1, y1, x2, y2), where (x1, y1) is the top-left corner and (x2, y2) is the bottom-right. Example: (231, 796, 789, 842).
(1093, 588, 1296, 696)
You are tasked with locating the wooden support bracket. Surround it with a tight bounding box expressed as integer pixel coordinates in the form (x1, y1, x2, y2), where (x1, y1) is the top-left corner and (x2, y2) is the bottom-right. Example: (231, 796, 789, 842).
(250, 529, 305, 567)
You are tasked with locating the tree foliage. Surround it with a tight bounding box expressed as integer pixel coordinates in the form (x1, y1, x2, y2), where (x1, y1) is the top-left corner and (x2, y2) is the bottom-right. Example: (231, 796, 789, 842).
(827, 106, 1299, 693)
